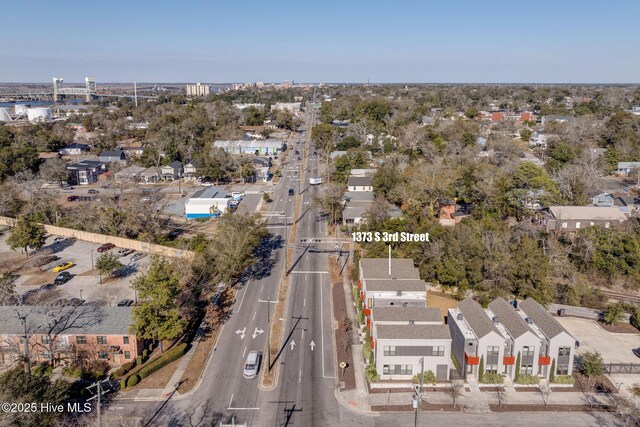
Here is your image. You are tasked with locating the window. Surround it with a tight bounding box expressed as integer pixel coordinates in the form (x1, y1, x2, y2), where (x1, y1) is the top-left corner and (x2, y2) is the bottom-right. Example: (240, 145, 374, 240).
(487, 346, 500, 357)
(98, 351, 108, 359)
(97, 336, 107, 345)
(433, 346, 445, 357)
(124, 351, 131, 360)
(556, 364, 569, 375)
(521, 364, 533, 375)
(123, 336, 129, 345)
(561, 222, 568, 229)
(605, 222, 610, 228)
(384, 346, 396, 356)
(400, 365, 412, 375)
(558, 347, 570, 357)
(522, 346, 535, 357)
(383, 365, 390, 375)
(41, 336, 51, 344)
(576, 222, 581, 229)
(76, 336, 87, 344)
(486, 364, 498, 374)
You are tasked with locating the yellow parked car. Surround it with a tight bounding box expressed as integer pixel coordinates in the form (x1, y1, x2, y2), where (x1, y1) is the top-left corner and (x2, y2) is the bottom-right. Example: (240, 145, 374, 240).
(52, 262, 73, 272)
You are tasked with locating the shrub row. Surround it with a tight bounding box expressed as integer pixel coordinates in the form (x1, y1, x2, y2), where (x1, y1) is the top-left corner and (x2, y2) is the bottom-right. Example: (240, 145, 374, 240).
(480, 372, 504, 384)
(515, 374, 540, 385)
(113, 361, 136, 378)
(122, 343, 188, 389)
(552, 375, 575, 384)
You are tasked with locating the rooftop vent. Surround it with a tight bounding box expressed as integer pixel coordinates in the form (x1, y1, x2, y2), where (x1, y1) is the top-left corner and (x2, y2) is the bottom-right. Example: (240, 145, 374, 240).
(525, 317, 533, 324)
(457, 313, 463, 321)
(492, 316, 500, 325)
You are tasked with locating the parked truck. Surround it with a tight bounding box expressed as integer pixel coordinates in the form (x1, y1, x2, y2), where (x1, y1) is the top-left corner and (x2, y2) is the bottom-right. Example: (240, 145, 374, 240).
(309, 177, 322, 185)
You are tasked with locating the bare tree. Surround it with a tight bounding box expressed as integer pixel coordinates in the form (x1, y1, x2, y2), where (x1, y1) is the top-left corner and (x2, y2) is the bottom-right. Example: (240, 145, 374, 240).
(446, 380, 464, 408)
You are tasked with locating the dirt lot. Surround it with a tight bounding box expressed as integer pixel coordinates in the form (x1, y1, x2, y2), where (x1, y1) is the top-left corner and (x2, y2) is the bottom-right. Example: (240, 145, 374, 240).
(427, 290, 459, 321)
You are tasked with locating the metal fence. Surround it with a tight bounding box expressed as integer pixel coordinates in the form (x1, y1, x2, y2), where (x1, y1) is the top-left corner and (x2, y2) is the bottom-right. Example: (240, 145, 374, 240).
(602, 363, 640, 375)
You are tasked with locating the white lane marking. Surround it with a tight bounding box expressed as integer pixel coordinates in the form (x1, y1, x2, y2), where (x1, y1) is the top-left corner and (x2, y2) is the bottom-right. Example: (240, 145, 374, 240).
(290, 340, 296, 350)
(253, 311, 257, 321)
(320, 274, 333, 378)
(303, 298, 306, 307)
(236, 287, 248, 313)
(258, 299, 278, 303)
(289, 271, 329, 274)
(242, 347, 247, 358)
(229, 394, 233, 408)
(301, 329, 305, 341)
(260, 284, 264, 293)
(235, 328, 246, 340)
(299, 370, 302, 384)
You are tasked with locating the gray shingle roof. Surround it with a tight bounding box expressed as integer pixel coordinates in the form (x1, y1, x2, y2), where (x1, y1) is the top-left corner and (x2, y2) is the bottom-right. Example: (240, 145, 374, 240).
(365, 279, 427, 292)
(488, 297, 532, 339)
(348, 176, 373, 187)
(376, 324, 451, 340)
(372, 307, 440, 323)
(458, 297, 500, 338)
(0, 306, 133, 335)
(360, 258, 420, 280)
(519, 298, 566, 339)
(191, 186, 229, 199)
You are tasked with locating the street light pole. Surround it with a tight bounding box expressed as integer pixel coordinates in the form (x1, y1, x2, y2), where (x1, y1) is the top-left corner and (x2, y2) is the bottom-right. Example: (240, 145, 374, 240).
(413, 357, 424, 427)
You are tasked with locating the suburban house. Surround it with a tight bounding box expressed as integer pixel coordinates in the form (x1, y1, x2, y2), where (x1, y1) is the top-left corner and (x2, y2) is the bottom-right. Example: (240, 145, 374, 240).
(214, 139, 285, 155)
(252, 157, 271, 182)
(270, 102, 301, 114)
(98, 150, 126, 163)
(184, 186, 231, 219)
(348, 176, 373, 192)
(350, 169, 377, 177)
(139, 166, 162, 183)
(448, 298, 508, 380)
(372, 323, 452, 381)
(538, 206, 628, 232)
(519, 298, 578, 378)
(161, 161, 183, 181)
(617, 162, 640, 176)
(487, 298, 543, 378)
(0, 306, 143, 368)
(183, 162, 198, 181)
(541, 115, 575, 125)
(591, 193, 615, 207)
(115, 165, 145, 182)
(66, 160, 106, 185)
(615, 195, 639, 217)
(529, 131, 553, 149)
(59, 142, 89, 156)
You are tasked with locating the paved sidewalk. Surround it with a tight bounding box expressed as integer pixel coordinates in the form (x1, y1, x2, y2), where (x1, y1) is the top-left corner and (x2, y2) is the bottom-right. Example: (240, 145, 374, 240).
(335, 268, 371, 413)
(162, 321, 207, 397)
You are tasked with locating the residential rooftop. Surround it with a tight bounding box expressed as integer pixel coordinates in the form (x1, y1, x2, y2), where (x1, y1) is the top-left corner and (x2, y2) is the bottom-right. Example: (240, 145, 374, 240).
(360, 258, 421, 280)
(519, 298, 572, 339)
(371, 307, 440, 323)
(547, 206, 628, 221)
(376, 324, 451, 340)
(191, 187, 229, 199)
(488, 297, 533, 339)
(457, 297, 501, 339)
(364, 279, 428, 292)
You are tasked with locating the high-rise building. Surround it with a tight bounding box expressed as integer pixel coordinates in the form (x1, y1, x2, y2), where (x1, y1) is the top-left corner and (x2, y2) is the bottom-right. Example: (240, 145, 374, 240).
(185, 83, 210, 96)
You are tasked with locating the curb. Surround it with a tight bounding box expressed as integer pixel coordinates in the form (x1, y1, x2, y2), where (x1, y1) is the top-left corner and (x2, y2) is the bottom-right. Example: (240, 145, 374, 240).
(333, 387, 378, 416)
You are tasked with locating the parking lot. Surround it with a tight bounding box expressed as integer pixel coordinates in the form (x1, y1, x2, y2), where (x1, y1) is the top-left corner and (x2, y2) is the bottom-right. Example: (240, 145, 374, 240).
(0, 232, 148, 306)
(557, 317, 640, 395)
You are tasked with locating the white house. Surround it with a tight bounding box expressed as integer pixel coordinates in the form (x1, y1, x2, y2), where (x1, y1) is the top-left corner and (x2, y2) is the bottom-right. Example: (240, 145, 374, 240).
(617, 162, 640, 176)
(59, 142, 89, 156)
(347, 176, 373, 192)
(529, 131, 551, 149)
(183, 162, 198, 181)
(372, 324, 452, 381)
(161, 161, 183, 181)
(519, 298, 578, 378)
(184, 187, 231, 219)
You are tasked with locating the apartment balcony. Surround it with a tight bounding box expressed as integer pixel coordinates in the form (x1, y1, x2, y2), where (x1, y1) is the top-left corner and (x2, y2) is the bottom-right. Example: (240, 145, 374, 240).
(465, 352, 479, 365)
(503, 355, 515, 365)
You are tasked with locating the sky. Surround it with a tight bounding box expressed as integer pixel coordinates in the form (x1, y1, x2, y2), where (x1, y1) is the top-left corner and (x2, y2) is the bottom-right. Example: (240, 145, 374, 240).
(1, 0, 639, 84)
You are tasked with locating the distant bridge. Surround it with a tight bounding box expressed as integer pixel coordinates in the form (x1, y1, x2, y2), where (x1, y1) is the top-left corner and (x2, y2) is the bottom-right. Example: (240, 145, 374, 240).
(0, 77, 158, 103)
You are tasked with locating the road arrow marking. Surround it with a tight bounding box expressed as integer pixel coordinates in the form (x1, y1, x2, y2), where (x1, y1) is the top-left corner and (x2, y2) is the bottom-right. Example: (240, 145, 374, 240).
(310, 341, 316, 351)
(252, 328, 264, 339)
(290, 340, 296, 351)
(235, 327, 246, 340)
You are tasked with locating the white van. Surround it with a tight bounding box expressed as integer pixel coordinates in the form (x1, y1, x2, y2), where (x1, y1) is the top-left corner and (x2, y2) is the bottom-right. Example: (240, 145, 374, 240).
(243, 351, 260, 379)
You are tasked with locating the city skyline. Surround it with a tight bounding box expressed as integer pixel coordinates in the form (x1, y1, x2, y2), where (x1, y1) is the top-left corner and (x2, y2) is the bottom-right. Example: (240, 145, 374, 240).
(1, 0, 639, 83)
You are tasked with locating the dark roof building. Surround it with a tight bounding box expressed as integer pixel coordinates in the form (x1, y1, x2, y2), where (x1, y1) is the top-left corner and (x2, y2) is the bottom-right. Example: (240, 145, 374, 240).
(457, 297, 500, 338)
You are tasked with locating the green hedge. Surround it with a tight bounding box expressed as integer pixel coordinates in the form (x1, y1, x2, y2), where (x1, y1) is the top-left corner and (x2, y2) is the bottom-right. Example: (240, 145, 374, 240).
(126, 374, 140, 387)
(138, 343, 188, 379)
(552, 375, 574, 384)
(365, 364, 380, 382)
(113, 361, 136, 378)
(480, 372, 504, 384)
(362, 341, 373, 362)
(412, 370, 437, 385)
(516, 375, 540, 385)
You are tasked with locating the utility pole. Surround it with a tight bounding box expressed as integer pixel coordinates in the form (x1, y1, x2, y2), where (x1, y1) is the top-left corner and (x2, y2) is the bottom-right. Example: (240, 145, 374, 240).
(86, 378, 110, 427)
(413, 357, 424, 427)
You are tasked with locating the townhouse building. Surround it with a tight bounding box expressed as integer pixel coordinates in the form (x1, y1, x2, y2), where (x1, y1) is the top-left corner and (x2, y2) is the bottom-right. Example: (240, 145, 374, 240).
(487, 297, 543, 378)
(519, 298, 578, 378)
(448, 298, 508, 378)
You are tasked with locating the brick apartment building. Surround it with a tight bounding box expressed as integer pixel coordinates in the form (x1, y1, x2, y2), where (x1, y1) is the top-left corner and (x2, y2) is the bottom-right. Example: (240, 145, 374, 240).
(0, 306, 143, 369)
